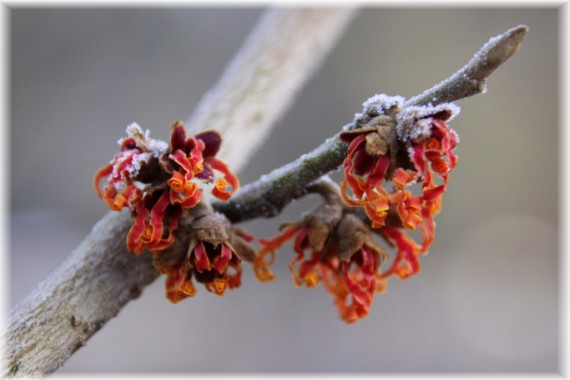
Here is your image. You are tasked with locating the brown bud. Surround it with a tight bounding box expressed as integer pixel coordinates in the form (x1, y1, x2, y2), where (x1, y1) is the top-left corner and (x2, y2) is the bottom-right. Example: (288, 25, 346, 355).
(280, 201, 343, 253)
(335, 213, 370, 261)
(364, 131, 388, 156)
(361, 115, 397, 128)
(334, 213, 388, 263)
(191, 213, 230, 246)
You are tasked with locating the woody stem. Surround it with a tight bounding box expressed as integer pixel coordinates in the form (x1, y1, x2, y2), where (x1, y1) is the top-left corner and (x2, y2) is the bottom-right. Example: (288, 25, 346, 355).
(212, 24, 528, 224)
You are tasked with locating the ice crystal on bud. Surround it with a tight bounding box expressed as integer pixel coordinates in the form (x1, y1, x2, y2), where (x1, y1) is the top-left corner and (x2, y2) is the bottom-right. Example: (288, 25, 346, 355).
(350, 94, 405, 130)
(396, 103, 460, 142)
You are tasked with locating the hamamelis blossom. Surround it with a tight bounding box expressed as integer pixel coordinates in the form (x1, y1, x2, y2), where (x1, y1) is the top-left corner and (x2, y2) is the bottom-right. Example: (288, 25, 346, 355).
(94, 121, 239, 254)
(254, 191, 388, 324)
(154, 212, 255, 303)
(380, 115, 459, 279)
(339, 99, 459, 282)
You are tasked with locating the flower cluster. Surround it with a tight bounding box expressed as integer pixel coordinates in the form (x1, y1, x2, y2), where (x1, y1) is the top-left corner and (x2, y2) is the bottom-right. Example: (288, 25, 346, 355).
(95, 122, 248, 301)
(94, 97, 460, 321)
(254, 181, 388, 323)
(340, 100, 459, 281)
(253, 98, 460, 323)
(94, 121, 239, 254)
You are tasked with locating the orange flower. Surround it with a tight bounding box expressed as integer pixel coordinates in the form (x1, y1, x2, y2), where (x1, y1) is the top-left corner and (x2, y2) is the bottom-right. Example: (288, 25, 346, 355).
(320, 246, 381, 324)
(254, 201, 387, 324)
(165, 264, 197, 303)
(338, 103, 460, 290)
(94, 121, 240, 255)
(164, 241, 243, 303)
(339, 130, 392, 228)
(160, 121, 239, 202)
(157, 213, 255, 303)
(380, 227, 421, 279)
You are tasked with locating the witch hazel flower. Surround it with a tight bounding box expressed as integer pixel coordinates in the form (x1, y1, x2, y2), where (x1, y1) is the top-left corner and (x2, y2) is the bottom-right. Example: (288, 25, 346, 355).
(153, 206, 256, 303)
(338, 96, 402, 229)
(339, 94, 460, 281)
(254, 179, 388, 324)
(94, 121, 240, 254)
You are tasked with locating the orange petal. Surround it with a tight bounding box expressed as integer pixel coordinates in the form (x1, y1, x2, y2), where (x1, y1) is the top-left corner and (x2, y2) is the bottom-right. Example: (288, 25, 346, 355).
(226, 267, 243, 289)
(126, 202, 150, 254)
(254, 225, 301, 282)
(288, 227, 309, 287)
(206, 278, 228, 296)
(363, 189, 389, 228)
(423, 185, 446, 202)
(179, 182, 201, 208)
(167, 171, 186, 192)
(212, 244, 233, 273)
(211, 178, 231, 201)
(93, 164, 113, 198)
(342, 134, 369, 198)
(207, 157, 240, 201)
(149, 190, 171, 244)
(381, 228, 421, 280)
(170, 149, 194, 178)
(410, 143, 428, 177)
(147, 207, 181, 252)
(193, 241, 211, 272)
(392, 168, 416, 190)
(425, 137, 440, 150)
(364, 154, 390, 189)
(166, 266, 196, 303)
(340, 179, 367, 207)
(188, 137, 205, 167)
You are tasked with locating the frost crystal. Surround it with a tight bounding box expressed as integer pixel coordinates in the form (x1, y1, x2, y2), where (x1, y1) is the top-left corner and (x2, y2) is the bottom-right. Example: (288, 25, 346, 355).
(396, 103, 460, 141)
(119, 122, 168, 157)
(361, 94, 405, 115)
(347, 94, 405, 130)
(129, 151, 152, 177)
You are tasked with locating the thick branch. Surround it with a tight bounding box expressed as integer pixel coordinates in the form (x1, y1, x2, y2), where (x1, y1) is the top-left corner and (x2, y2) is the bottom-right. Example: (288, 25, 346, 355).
(4, 8, 356, 377)
(5, 211, 155, 376)
(213, 25, 528, 223)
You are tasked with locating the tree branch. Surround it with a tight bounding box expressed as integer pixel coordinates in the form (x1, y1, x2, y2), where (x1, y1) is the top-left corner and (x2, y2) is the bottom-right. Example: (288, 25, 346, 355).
(4, 8, 357, 377)
(405, 25, 528, 107)
(213, 25, 528, 223)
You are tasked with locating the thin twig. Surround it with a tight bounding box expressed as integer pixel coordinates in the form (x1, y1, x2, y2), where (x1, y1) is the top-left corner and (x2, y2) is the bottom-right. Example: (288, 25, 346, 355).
(213, 25, 528, 224)
(406, 25, 528, 107)
(4, 8, 357, 377)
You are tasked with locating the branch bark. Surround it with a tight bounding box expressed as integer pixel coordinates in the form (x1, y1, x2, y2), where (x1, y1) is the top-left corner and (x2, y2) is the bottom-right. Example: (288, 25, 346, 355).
(213, 25, 528, 223)
(4, 8, 357, 377)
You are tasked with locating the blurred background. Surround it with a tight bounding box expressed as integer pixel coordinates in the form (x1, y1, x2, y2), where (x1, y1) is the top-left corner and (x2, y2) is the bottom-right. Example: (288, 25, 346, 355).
(9, 6, 559, 373)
